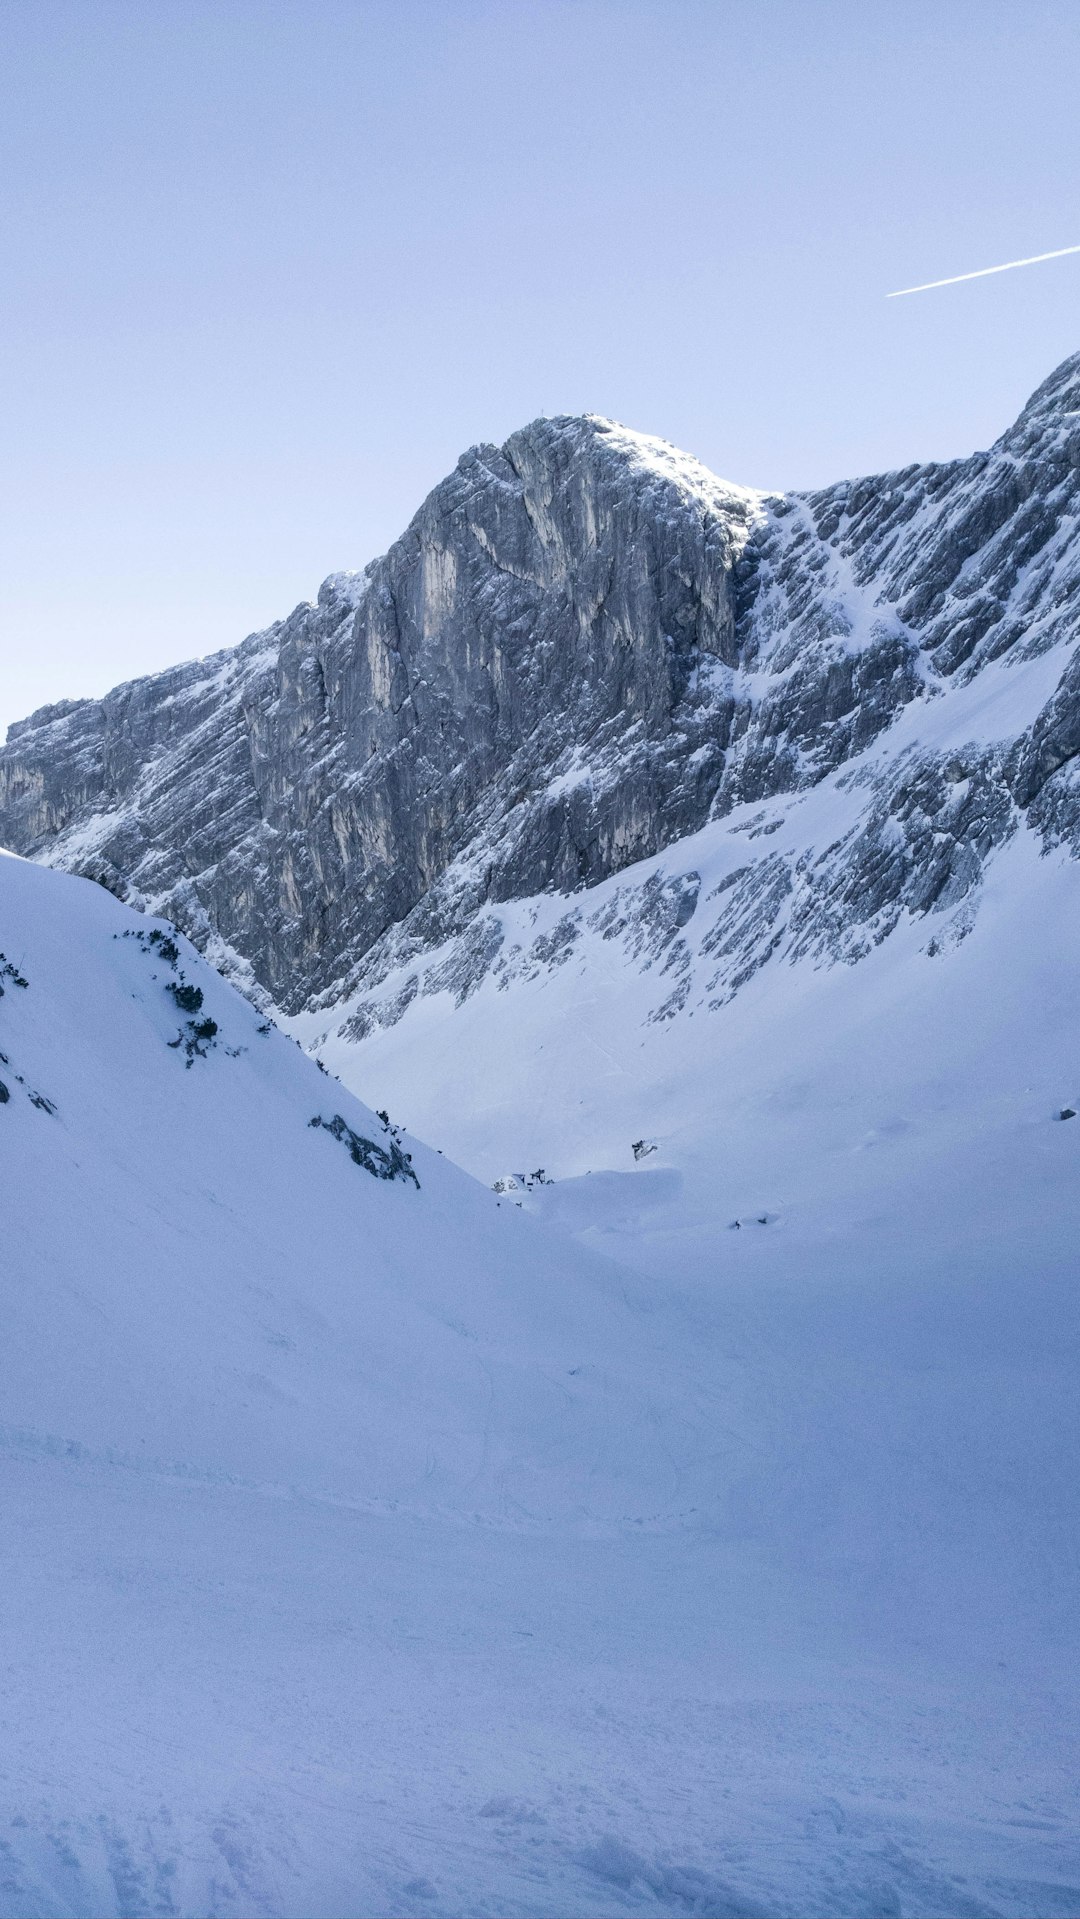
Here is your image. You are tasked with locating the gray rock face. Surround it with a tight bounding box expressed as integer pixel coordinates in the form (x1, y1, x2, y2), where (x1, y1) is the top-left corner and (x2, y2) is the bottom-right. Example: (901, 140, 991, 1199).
(2, 357, 1079, 1022)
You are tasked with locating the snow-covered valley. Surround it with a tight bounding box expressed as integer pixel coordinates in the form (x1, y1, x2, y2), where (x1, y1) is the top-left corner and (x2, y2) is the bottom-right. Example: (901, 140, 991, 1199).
(2, 824, 1079, 1913)
(3, 354, 1080, 1916)
(297, 633, 1080, 1302)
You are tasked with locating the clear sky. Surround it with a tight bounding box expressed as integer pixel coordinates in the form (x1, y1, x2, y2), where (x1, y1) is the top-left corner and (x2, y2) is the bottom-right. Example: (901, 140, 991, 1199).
(2, 0, 1078, 737)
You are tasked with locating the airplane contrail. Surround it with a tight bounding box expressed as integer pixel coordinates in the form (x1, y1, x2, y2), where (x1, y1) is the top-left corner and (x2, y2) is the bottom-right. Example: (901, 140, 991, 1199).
(888, 243, 1080, 297)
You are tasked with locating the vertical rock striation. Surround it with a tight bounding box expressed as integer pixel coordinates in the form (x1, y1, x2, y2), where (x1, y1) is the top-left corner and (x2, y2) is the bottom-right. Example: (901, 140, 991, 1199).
(2, 357, 1079, 1018)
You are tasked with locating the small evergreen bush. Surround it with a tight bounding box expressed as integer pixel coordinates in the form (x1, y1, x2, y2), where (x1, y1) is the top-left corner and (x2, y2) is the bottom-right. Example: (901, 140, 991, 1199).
(167, 981, 204, 1014)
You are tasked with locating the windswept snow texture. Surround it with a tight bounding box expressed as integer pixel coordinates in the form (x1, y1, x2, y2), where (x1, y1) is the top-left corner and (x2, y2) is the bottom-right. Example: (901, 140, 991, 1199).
(3, 848, 1080, 1916)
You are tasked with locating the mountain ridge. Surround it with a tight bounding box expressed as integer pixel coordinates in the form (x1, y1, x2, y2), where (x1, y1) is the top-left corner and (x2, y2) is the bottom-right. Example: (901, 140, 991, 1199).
(1, 354, 1078, 1032)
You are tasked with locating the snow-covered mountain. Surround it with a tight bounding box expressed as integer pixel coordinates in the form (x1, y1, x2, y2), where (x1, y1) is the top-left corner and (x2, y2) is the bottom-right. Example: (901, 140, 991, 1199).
(3, 354, 1079, 1035)
(4, 356, 1077, 1237)
(3, 829, 1080, 1917)
(3, 357, 1080, 1915)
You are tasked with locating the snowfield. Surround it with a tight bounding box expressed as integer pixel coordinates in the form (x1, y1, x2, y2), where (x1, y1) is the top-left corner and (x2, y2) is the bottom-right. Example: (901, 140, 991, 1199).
(2, 838, 1080, 1916)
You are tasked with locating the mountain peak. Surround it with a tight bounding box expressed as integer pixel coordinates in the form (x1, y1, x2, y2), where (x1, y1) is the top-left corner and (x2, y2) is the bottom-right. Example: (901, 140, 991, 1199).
(494, 410, 765, 521)
(1006, 347, 1080, 438)
(2, 351, 1079, 1023)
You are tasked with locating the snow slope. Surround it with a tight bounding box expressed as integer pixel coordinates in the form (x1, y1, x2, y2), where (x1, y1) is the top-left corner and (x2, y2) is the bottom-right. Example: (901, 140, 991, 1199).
(3, 842, 1080, 1915)
(295, 637, 1080, 1290)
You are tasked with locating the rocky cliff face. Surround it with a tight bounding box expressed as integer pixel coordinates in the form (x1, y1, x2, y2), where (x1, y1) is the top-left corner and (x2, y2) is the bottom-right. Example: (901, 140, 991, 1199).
(2, 355, 1079, 1022)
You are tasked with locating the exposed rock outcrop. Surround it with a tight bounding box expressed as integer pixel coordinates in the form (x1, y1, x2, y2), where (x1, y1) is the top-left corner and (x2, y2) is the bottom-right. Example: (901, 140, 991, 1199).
(2, 357, 1079, 1021)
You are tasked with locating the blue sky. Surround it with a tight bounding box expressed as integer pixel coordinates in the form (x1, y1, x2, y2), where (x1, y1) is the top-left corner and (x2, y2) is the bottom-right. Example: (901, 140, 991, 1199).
(2, 0, 1078, 735)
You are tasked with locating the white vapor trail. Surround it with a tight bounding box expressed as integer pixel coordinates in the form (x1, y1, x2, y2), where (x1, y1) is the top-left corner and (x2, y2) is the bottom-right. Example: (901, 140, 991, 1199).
(888, 244, 1080, 297)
